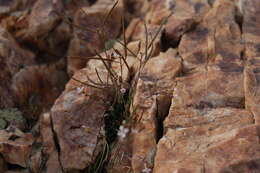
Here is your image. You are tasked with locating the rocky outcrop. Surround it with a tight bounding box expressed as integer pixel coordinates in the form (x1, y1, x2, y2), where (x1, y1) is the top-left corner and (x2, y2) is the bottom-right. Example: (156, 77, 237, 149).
(1, 0, 260, 172)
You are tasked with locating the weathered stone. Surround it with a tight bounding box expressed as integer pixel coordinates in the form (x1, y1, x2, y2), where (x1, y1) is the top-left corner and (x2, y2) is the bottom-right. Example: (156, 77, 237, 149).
(0, 129, 34, 167)
(40, 113, 62, 173)
(11, 59, 68, 119)
(0, 27, 35, 108)
(164, 0, 210, 47)
(154, 123, 259, 173)
(108, 49, 182, 173)
(28, 0, 63, 38)
(179, 0, 243, 71)
(244, 57, 260, 124)
(0, 10, 30, 41)
(67, 0, 123, 75)
(242, 0, 260, 58)
(172, 67, 244, 110)
(125, 20, 164, 57)
(51, 60, 114, 170)
(0, 0, 35, 17)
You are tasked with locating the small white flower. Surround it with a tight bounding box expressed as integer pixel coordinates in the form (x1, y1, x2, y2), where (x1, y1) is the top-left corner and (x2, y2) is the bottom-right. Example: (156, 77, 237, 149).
(117, 125, 129, 139)
(76, 87, 84, 94)
(120, 87, 126, 94)
(142, 164, 152, 173)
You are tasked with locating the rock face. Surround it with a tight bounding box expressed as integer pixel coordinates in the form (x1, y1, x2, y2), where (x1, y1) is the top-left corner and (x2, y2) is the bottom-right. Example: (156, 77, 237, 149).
(1, 0, 260, 173)
(67, 0, 123, 75)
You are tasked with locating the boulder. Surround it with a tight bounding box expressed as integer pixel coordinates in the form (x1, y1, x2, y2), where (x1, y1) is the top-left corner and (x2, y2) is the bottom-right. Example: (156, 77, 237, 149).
(67, 0, 123, 75)
(28, 0, 63, 38)
(12, 59, 68, 120)
(0, 27, 35, 108)
(0, 129, 34, 167)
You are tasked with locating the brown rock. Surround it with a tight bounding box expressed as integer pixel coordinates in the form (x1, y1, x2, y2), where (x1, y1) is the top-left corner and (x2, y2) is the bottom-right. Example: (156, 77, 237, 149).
(125, 20, 165, 57)
(0, 129, 34, 167)
(108, 49, 182, 173)
(242, 0, 260, 58)
(154, 116, 258, 172)
(172, 67, 244, 110)
(0, 0, 35, 17)
(11, 59, 68, 119)
(67, 0, 123, 75)
(0, 27, 35, 108)
(164, 0, 210, 47)
(40, 113, 62, 173)
(51, 59, 114, 170)
(52, 39, 141, 170)
(179, 0, 243, 71)
(131, 49, 182, 173)
(244, 57, 260, 124)
(28, 0, 63, 38)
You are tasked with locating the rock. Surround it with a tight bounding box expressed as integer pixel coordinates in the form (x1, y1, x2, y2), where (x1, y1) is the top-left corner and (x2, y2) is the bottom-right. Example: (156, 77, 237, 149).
(0, 0, 35, 17)
(244, 57, 260, 124)
(125, 19, 165, 57)
(52, 39, 141, 170)
(0, 27, 35, 108)
(179, 0, 243, 71)
(40, 113, 62, 173)
(11, 59, 68, 120)
(164, 0, 210, 47)
(28, 0, 63, 38)
(172, 67, 244, 109)
(242, 0, 260, 58)
(0, 129, 34, 167)
(67, 0, 123, 75)
(0, 10, 30, 41)
(108, 49, 182, 173)
(51, 60, 114, 170)
(29, 149, 42, 173)
(131, 49, 182, 173)
(154, 123, 259, 173)
(0, 155, 5, 172)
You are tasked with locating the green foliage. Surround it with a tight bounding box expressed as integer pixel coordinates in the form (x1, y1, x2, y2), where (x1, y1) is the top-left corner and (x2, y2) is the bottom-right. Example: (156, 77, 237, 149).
(0, 108, 25, 129)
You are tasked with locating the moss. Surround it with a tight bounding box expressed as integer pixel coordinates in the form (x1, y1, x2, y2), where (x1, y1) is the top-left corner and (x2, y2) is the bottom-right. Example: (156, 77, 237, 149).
(0, 108, 26, 130)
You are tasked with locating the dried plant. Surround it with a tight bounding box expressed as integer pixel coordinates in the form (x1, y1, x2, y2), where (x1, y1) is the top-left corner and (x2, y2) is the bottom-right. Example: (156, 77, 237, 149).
(56, 0, 171, 172)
